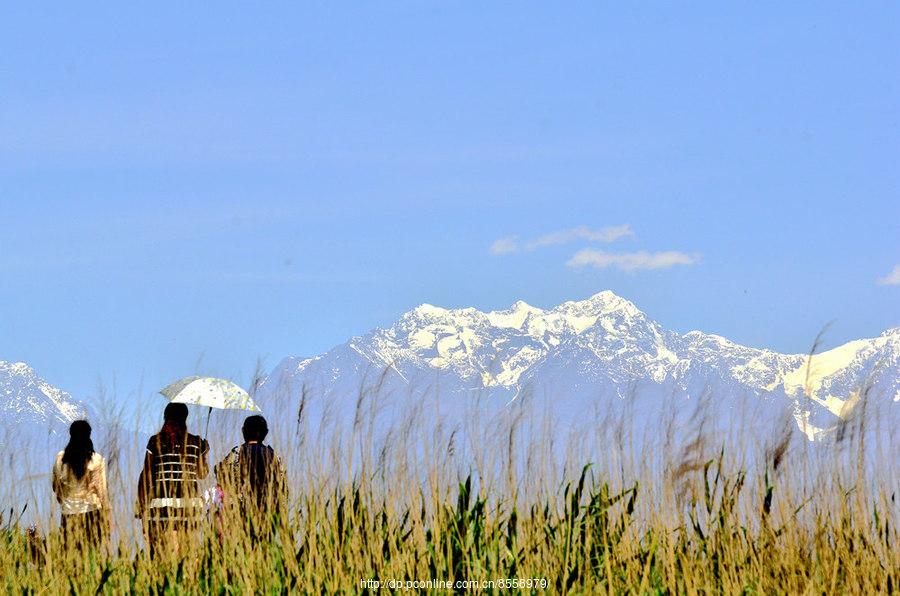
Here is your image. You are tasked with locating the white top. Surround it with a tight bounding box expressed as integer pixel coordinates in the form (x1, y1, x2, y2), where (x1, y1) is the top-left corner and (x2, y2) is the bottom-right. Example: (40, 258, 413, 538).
(51, 451, 109, 515)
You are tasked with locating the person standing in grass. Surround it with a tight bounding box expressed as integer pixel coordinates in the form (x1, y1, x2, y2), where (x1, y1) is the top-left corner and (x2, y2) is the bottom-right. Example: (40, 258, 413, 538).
(136, 402, 209, 558)
(52, 420, 110, 550)
(214, 415, 287, 538)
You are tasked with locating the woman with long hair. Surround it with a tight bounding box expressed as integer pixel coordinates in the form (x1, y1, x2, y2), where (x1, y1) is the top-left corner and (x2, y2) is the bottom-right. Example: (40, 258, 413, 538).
(51, 420, 110, 549)
(136, 402, 209, 558)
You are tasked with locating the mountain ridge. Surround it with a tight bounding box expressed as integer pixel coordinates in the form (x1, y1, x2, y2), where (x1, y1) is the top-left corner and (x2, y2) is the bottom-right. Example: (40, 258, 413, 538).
(262, 291, 899, 441)
(0, 360, 85, 431)
(3, 291, 897, 444)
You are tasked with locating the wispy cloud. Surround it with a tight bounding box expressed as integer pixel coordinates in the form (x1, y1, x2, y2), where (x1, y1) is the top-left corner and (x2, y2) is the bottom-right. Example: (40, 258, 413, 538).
(489, 236, 519, 255)
(490, 224, 632, 255)
(528, 224, 634, 249)
(566, 249, 700, 272)
(490, 225, 699, 274)
(877, 264, 900, 286)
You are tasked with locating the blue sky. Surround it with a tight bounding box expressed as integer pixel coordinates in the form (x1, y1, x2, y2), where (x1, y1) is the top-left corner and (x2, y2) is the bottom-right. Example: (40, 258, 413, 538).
(1, 3, 898, 402)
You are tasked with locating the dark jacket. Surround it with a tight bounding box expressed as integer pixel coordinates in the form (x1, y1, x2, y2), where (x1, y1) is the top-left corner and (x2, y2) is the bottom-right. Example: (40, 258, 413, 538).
(215, 443, 287, 512)
(137, 431, 209, 521)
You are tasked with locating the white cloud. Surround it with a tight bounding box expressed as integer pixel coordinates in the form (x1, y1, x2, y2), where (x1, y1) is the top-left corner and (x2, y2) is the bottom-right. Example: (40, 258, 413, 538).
(528, 224, 634, 249)
(566, 249, 699, 272)
(877, 264, 900, 286)
(489, 237, 519, 255)
(490, 224, 633, 255)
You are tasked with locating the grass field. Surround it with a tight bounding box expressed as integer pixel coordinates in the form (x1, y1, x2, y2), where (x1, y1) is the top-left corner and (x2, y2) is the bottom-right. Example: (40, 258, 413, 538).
(1, 384, 897, 594)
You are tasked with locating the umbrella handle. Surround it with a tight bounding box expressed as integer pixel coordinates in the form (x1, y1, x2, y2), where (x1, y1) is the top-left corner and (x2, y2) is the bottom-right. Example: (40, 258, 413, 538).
(204, 406, 212, 440)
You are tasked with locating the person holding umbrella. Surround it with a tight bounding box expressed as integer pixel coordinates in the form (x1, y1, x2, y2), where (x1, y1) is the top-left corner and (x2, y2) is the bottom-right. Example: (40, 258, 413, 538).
(136, 402, 209, 558)
(138, 375, 262, 557)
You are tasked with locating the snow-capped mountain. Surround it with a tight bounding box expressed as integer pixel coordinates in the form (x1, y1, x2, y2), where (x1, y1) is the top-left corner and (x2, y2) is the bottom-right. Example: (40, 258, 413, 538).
(0, 360, 85, 432)
(259, 291, 899, 442)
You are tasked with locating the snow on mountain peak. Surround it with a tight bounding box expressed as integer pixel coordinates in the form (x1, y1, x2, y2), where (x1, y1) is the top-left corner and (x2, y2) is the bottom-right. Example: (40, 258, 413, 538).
(380, 294, 896, 431)
(411, 303, 447, 317)
(6, 361, 33, 375)
(486, 300, 544, 329)
(555, 290, 637, 314)
(367, 291, 665, 387)
(259, 291, 898, 442)
(880, 327, 900, 339)
(326, 293, 897, 407)
(0, 360, 85, 429)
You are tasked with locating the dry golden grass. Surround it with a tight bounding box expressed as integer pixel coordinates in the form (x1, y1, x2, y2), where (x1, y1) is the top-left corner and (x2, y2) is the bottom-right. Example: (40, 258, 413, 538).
(1, 380, 897, 595)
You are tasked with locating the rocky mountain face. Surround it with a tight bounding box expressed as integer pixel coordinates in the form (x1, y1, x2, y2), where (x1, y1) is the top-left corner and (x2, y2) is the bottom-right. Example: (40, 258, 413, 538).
(3, 291, 897, 447)
(259, 291, 899, 442)
(0, 361, 84, 431)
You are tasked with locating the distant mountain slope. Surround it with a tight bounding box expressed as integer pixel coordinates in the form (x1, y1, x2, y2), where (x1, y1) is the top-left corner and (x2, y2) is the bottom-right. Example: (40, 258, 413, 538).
(260, 291, 899, 441)
(0, 361, 85, 432)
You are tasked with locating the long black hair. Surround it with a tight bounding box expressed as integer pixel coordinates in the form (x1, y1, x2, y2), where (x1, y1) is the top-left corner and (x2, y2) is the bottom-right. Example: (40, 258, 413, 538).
(62, 420, 94, 480)
(159, 402, 189, 449)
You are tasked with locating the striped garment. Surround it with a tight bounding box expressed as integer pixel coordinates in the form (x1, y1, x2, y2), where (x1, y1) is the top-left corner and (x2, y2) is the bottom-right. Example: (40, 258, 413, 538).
(136, 432, 209, 522)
